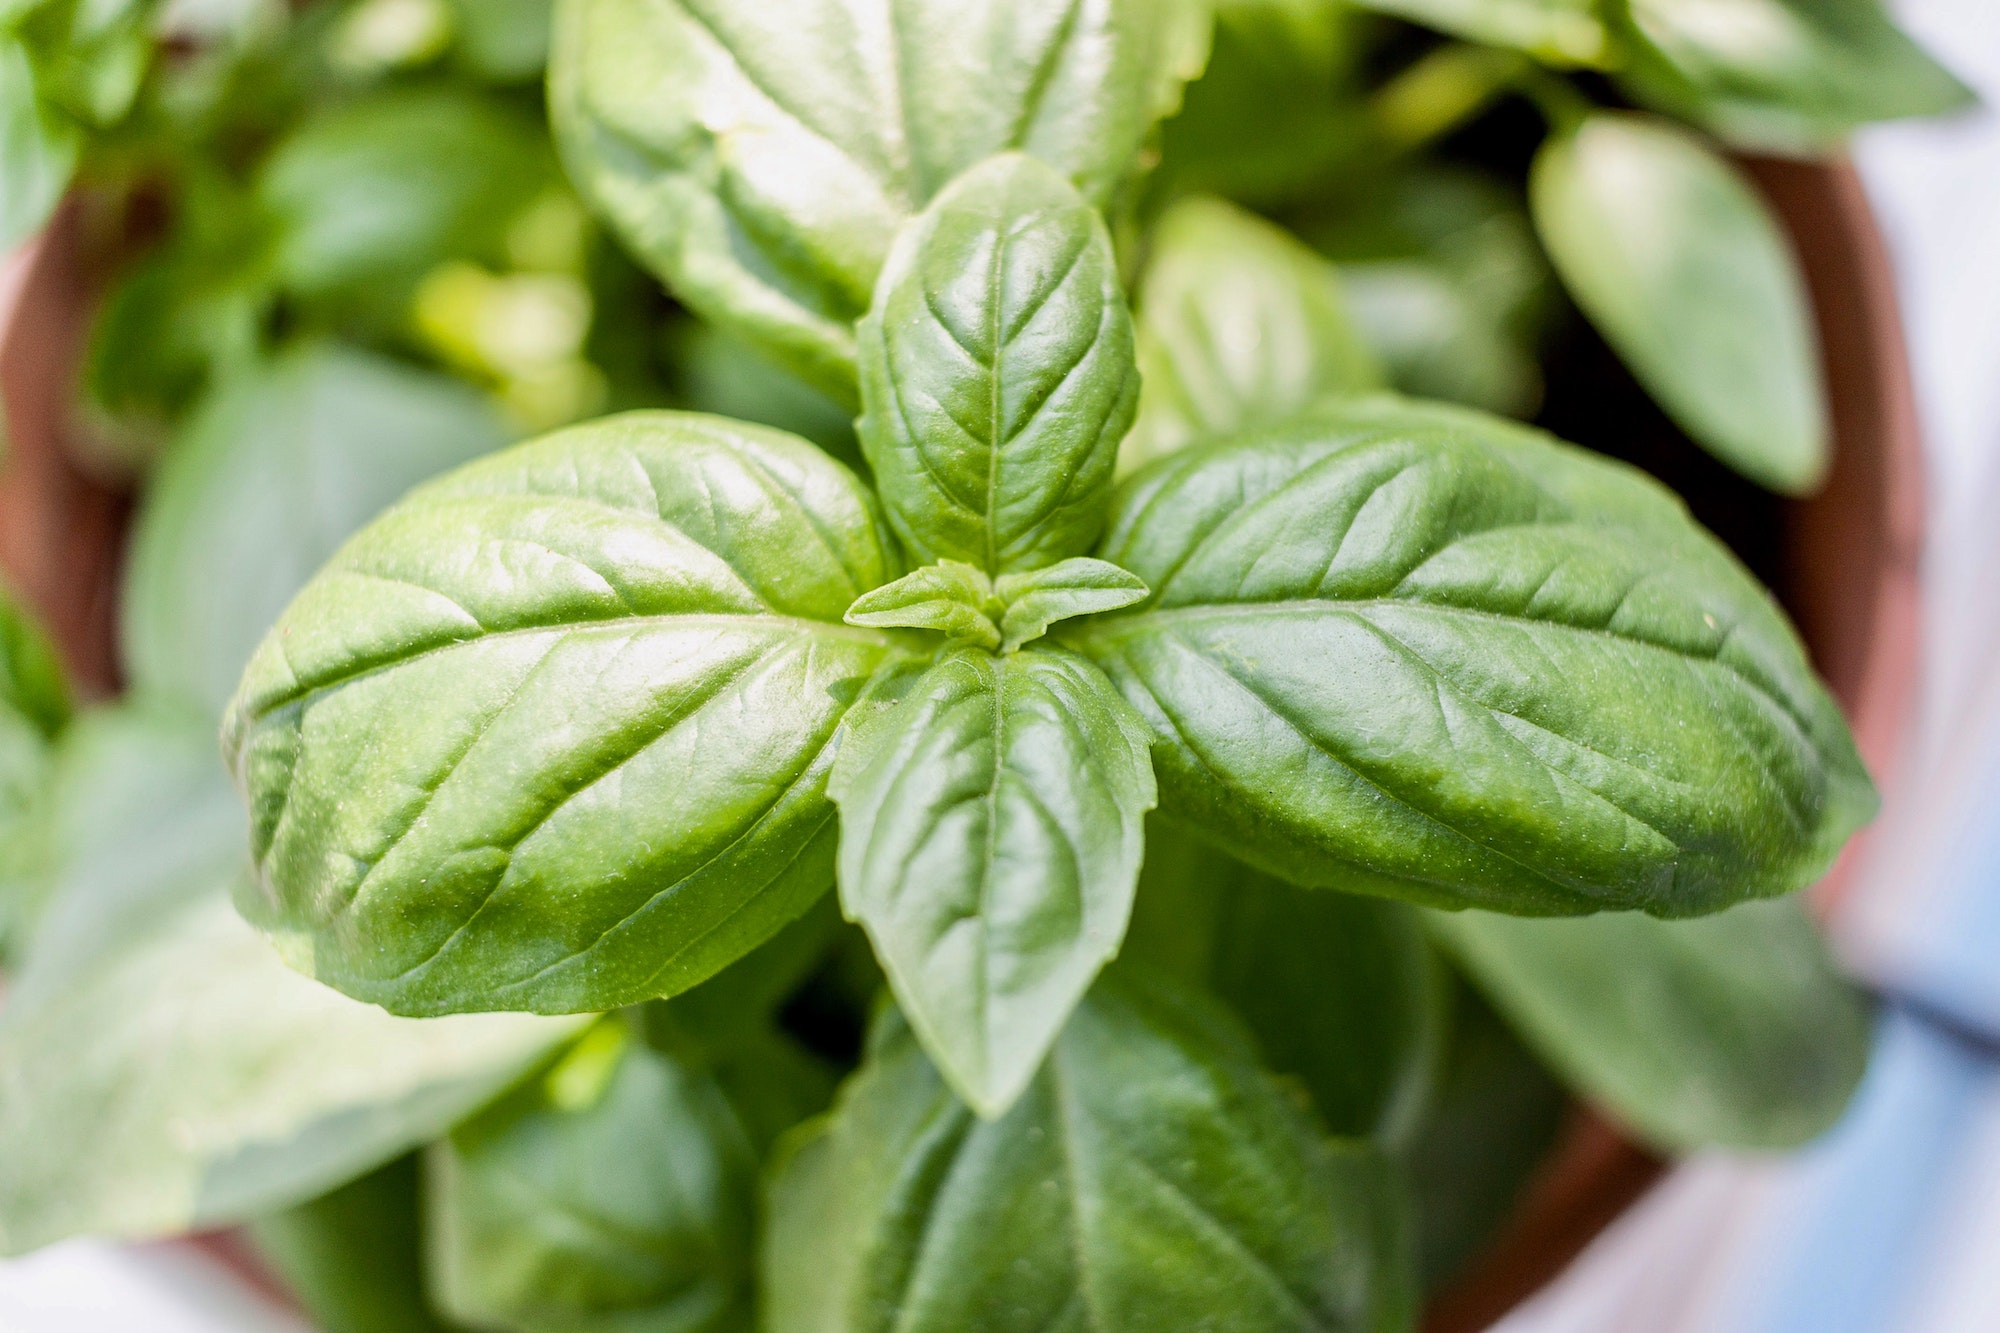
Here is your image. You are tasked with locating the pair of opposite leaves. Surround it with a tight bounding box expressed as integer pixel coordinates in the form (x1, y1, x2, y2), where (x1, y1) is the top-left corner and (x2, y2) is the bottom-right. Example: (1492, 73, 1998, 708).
(225, 147, 1873, 1121)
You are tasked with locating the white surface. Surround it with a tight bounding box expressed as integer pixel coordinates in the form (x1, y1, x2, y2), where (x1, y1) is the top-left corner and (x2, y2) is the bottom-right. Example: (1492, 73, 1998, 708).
(0, 1240, 304, 1332)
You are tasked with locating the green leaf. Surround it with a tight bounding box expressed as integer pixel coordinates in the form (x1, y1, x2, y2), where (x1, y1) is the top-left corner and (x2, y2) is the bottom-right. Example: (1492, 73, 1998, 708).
(549, 0, 1208, 401)
(0, 35, 77, 252)
(223, 413, 907, 1016)
(763, 970, 1414, 1332)
(249, 1156, 453, 1333)
(1427, 895, 1873, 1150)
(1074, 396, 1875, 917)
(123, 344, 511, 718)
(844, 560, 1003, 651)
(845, 558, 1149, 654)
(1530, 113, 1828, 494)
(0, 582, 68, 740)
(994, 558, 1149, 653)
(446, 0, 553, 81)
(0, 709, 586, 1256)
(858, 153, 1138, 575)
(1309, 167, 1553, 418)
(1350, 0, 1609, 65)
(1614, 0, 1978, 154)
(1401, 982, 1565, 1292)
(1125, 822, 1445, 1144)
(1124, 196, 1382, 473)
(428, 1020, 758, 1333)
(259, 86, 558, 310)
(829, 648, 1156, 1117)
(1157, 0, 1365, 208)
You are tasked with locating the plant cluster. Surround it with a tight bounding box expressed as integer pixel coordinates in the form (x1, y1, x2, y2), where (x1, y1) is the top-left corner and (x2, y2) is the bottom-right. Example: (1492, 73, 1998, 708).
(0, 1, 1970, 1331)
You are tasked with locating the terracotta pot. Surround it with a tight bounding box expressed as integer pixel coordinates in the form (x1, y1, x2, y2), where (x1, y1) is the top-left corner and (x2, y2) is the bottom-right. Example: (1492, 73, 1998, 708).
(0, 159, 1924, 1328)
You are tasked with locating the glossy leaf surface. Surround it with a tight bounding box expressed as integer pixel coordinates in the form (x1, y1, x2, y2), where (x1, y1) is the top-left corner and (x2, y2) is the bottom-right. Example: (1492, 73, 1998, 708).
(1616, 0, 1976, 154)
(123, 344, 509, 717)
(1125, 822, 1444, 1143)
(0, 707, 585, 1256)
(1531, 113, 1827, 494)
(224, 413, 905, 1016)
(763, 971, 1413, 1332)
(549, 0, 1207, 399)
(1076, 397, 1875, 917)
(830, 648, 1156, 1116)
(859, 154, 1137, 575)
(1125, 196, 1381, 472)
(1428, 895, 1873, 1150)
(428, 1022, 757, 1333)
(1351, 0, 1607, 65)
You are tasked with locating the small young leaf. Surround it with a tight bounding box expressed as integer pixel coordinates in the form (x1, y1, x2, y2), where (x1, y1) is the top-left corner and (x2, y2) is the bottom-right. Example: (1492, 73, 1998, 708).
(1349, 0, 1608, 66)
(1427, 896, 1874, 1150)
(427, 1024, 758, 1333)
(1530, 113, 1827, 494)
(123, 344, 510, 718)
(995, 558, 1149, 653)
(224, 414, 909, 1016)
(844, 560, 1002, 650)
(249, 1156, 451, 1333)
(0, 712, 585, 1257)
(1125, 821, 1446, 1144)
(1078, 397, 1875, 917)
(763, 970, 1414, 1333)
(551, 0, 1208, 400)
(0, 36, 78, 252)
(829, 648, 1156, 1117)
(1615, 0, 1977, 154)
(1125, 196, 1381, 472)
(858, 153, 1139, 575)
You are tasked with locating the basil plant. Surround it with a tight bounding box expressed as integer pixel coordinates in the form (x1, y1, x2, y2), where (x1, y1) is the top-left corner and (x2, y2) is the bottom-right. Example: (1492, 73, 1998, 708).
(2, 0, 1950, 1328)
(191, 2, 1888, 1320)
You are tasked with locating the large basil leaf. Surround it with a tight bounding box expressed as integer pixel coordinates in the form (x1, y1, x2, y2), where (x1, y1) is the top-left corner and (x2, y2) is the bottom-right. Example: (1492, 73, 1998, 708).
(1614, 0, 1976, 154)
(0, 586, 68, 953)
(249, 1156, 451, 1333)
(1157, 0, 1363, 208)
(763, 970, 1413, 1332)
(224, 413, 906, 1016)
(0, 33, 76, 251)
(1427, 895, 1873, 1150)
(1073, 396, 1875, 917)
(1125, 822, 1444, 1143)
(1401, 982, 1565, 1292)
(1124, 196, 1381, 473)
(1530, 113, 1827, 494)
(858, 153, 1138, 575)
(428, 1020, 757, 1333)
(0, 707, 587, 1256)
(1350, 0, 1608, 66)
(549, 0, 1209, 401)
(830, 647, 1155, 1117)
(123, 344, 510, 718)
